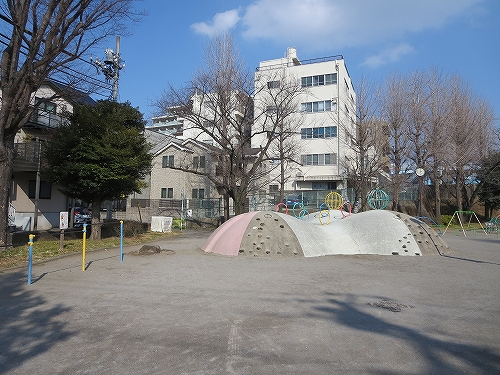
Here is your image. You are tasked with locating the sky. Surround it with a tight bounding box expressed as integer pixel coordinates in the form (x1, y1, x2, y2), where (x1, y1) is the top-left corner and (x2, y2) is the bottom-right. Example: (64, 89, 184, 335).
(95, 0, 500, 126)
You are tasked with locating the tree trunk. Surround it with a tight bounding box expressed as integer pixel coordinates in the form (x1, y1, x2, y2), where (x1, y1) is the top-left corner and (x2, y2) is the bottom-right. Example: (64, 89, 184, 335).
(90, 199, 102, 241)
(0, 140, 15, 247)
(232, 190, 246, 216)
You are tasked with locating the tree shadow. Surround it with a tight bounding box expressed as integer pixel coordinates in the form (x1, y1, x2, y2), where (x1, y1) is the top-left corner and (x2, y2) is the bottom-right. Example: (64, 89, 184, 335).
(306, 292, 500, 374)
(0, 270, 75, 373)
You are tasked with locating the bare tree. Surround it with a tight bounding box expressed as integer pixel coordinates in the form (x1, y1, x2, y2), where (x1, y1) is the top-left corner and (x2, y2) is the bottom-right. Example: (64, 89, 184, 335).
(156, 34, 307, 219)
(406, 71, 433, 216)
(426, 68, 452, 223)
(381, 73, 412, 212)
(340, 76, 387, 211)
(0, 0, 138, 246)
(446, 75, 496, 213)
(156, 33, 302, 220)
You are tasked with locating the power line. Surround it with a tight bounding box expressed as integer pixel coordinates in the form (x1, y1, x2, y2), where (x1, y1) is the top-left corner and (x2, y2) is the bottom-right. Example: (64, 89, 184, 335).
(0, 15, 112, 94)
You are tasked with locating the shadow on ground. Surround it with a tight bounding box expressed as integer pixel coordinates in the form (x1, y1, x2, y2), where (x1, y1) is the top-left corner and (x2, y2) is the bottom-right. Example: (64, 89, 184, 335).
(307, 292, 500, 375)
(0, 270, 75, 373)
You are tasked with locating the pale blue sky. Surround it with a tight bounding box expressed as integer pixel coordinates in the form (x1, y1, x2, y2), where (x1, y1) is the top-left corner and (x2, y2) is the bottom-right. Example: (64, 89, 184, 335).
(95, 0, 500, 125)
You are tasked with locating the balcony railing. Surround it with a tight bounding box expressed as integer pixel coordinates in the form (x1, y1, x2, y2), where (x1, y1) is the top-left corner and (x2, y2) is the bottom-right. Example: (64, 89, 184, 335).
(26, 110, 65, 129)
(13, 142, 44, 172)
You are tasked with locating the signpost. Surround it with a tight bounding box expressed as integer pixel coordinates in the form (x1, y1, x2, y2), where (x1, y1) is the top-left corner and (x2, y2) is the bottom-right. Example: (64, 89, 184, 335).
(59, 211, 68, 250)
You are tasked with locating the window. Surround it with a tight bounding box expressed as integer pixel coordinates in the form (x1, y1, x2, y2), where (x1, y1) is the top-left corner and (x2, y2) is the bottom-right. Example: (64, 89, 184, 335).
(267, 80, 280, 89)
(301, 76, 313, 87)
(269, 185, 279, 192)
(35, 98, 56, 113)
(192, 188, 205, 199)
(325, 73, 337, 85)
(266, 105, 277, 115)
(28, 180, 51, 199)
(161, 188, 173, 198)
(301, 73, 337, 87)
(313, 75, 324, 86)
(162, 155, 174, 168)
(313, 127, 324, 138)
(301, 126, 337, 139)
(193, 156, 205, 169)
(301, 153, 337, 166)
(301, 100, 336, 113)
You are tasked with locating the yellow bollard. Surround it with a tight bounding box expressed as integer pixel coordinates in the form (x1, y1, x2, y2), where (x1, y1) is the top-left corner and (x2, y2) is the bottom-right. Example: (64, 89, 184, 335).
(82, 223, 87, 271)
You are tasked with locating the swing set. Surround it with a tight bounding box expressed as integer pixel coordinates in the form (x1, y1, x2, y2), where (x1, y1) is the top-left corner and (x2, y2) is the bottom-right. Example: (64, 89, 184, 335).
(443, 210, 487, 236)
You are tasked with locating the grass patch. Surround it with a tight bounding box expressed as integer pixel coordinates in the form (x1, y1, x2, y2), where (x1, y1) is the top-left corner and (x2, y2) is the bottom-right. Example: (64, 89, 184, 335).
(0, 230, 179, 270)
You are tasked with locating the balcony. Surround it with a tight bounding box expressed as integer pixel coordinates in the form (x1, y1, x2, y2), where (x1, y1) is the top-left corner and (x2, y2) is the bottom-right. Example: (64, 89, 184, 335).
(25, 109, 65, 129)
(13, 142, 44, 172)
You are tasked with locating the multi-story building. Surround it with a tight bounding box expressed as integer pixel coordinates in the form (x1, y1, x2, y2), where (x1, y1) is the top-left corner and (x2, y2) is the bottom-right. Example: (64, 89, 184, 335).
(9, 81, 95, 230)
(253, 48, 356, 194)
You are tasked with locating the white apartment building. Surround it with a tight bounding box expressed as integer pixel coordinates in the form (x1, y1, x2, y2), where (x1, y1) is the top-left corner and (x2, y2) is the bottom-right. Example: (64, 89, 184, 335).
(254, 48, 356, 193)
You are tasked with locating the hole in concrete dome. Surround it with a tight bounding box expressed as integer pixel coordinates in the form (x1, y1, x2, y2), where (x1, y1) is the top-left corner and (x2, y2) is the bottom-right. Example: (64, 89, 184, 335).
(264, 213, 272, 218)
(258, 227, 263, 230)
(402, 245, 406, 248)
(418, 240, 422, 243)
(415, 253, 421, 256)
(392, 252, 399, 255)
(404, 249, 408, 252)
(266, 235, 270, 239)
(285, 243, 290, 247)
(266, 250, 270, 254)
(256, 246, 261, 250)
(256, 217, 261, 220)
(253, 242, 257, 245)
(274, 218, 278, 221)
(277, 251, 282, 255)
(260, 222, 265, 226)
(239, 249, 245, 253)
(280, 225, 284, 228)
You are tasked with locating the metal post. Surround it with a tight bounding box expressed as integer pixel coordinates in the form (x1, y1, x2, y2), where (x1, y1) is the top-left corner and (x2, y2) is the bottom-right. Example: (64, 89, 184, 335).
(33, 140, 42, 230)
(82, 224, 87, 271)
(120, 220, 123, 262)
(27, 234, 35, 284)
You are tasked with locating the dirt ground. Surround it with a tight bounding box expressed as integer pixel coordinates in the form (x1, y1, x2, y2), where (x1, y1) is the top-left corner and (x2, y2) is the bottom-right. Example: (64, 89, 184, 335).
(0, 230, 499, 375)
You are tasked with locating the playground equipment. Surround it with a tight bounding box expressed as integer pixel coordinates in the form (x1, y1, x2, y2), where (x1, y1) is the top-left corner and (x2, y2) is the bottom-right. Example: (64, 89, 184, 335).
(367, 189, 389, 210)
(202, 210, 450, 257)
(325, 191, 343, 210)
(486, 215, 500, 233)
(443, 211, 487, 236)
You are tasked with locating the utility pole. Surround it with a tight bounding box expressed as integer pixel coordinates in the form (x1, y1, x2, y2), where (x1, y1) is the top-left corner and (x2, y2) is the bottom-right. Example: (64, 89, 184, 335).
(91, 36, 125, 219)
(91, 36, 125, 101)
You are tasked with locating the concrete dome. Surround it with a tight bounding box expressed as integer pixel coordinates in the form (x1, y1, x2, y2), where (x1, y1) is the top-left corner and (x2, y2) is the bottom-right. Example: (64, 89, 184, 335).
(201, 210, 448, 257)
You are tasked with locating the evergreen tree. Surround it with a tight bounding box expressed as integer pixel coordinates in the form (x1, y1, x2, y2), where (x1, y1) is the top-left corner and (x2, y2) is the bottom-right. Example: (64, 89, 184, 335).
(44, 100, 152, 240)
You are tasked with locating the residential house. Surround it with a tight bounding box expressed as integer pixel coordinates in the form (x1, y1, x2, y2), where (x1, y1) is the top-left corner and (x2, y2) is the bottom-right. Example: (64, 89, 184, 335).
(9, 81, 95, 230)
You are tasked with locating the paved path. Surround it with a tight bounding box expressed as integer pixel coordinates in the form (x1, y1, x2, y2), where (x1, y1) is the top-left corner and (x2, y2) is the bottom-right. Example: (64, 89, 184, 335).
(0, 230, 499, 374)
